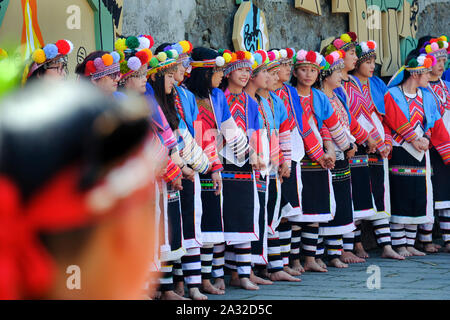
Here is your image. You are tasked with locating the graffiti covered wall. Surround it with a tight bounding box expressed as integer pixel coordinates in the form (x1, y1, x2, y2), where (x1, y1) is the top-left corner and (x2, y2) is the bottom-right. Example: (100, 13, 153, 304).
(123, 0, 449, 77)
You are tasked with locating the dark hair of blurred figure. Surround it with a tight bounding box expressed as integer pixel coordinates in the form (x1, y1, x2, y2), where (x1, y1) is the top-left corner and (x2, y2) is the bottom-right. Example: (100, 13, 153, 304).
(0, 80, 159, 300)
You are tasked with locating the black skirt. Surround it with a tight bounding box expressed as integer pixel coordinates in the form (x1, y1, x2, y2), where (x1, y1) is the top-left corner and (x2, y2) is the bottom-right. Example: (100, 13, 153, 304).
(349, 147, 375, 219)
(319, 159, 355, 236)
(251, 176, 268, 264)
(389, 146, 433, 224)
(367, 154, 390, 220)
(430, 147, 450, 209)
(162, 183, 185, 261)
(222, 162, 259, 244)
(266, 175, 281, 234)
(298, 156, 333, 222)
(179, 175, 203, 249)
(279, 160, 302, 219)
(199, 172, 224, 244)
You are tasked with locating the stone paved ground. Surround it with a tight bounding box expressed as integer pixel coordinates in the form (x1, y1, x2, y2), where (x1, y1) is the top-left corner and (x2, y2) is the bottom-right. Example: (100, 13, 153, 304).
(206, 249, 450, 300)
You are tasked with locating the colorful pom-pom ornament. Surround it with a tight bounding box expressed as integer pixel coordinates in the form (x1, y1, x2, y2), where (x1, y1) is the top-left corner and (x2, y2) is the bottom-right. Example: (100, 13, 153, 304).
(43, 44, 58, 60)
(255, 50, 267, 63)
(427, 54, 436, 66)
(149, 57, 159, 68)
(138, 37, 151, 51)
(65, 40, 74, 54)
(333, 39, 345, 49)
(431, 42, 439, 51)
(142, 35, 155, 48)
(223, 52, 232, 63)
(296, 50, 307, 61)
(118, 50, 125, 62)
(325, 55, 334, 65)
(141, 48, 153, 61)
(287, 48, 295, 59)
(417, 55, 425, 66)
(367, 41, 376, 50)
(306, 51, 316, 63)
(179, 41, 191, 54)
(244, 51, 252, 60)
(316, 54, 323, 65)
(408, 59, 419, 68)
(136, 51, 150, 65)
(254, 53, 263, 65)
(115, 38, 127, 52)
(172, 43, 183, 54)
(127, 56, 142, 71)
(55, 40, 71, 55)
(360, 42, 369, 53)
(216, 56, 225, 67)
(85, 60, 97, 76)
(268, 51, 276, 61)
(347, 32, 357, 42)
(325, 45, 337, 56)
(102, 54, 114, 67)
(94, 57, 105, 70)
(32, 49, 47, 64)
(157, 52, 167, 62)
(340, 33, 352, 43)
(236, 51, 246, 61)
(279, 49, 287, 59)
(110, 51, 121, 64)
(331, 51, 340, 62)
(120, 61, 131, 74)
(425, 45, 432, 54)
(126, 36, 140, 50)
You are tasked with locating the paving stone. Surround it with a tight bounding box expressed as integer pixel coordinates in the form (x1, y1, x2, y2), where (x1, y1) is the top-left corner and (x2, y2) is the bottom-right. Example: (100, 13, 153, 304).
(205, 251, 450, 300)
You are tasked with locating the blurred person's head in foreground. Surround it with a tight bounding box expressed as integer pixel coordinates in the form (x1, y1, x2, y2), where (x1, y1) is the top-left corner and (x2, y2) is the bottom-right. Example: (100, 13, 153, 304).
(75, 51, 122, 96)
(0, 79, 159, 299)
(22, 40, 74, 86)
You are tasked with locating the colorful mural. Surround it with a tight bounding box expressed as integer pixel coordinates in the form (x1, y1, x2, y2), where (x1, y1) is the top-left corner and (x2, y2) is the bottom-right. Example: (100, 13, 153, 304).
(232, 0, 270, 52)
(0, 0, 123, 73)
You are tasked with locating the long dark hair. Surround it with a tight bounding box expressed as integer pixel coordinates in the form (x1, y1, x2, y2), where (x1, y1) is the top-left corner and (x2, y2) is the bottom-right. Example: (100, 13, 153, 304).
(219, 76, 229, 92)
(75, 51, 110, 79)
(184, 47, 219, 99)
(148, 72, 179, 130)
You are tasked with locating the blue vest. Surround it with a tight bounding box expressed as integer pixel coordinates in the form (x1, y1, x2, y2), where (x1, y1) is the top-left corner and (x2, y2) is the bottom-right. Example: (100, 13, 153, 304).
(175, 85, 199, 137)
(387, 86, 441, 133)
(284, 83, 304, 132)
(309, 88, 335, 130)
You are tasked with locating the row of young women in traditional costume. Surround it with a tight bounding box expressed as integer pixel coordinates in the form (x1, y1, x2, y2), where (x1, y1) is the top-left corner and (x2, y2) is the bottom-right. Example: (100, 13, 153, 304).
(23, 31, 450, 300)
